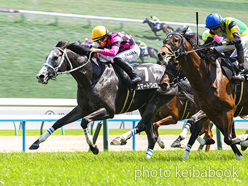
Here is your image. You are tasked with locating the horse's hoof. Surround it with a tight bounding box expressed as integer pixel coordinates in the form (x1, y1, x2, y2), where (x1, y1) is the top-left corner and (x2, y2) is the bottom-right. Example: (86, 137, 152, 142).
(110, 137, 127, 145)
(205, 138, 215, 145)
(29, 139, 40, 150)
(171, 139, 181, 148)
(241, 145, 247, 151)
(90, 144, 99, 155)
(157, 141, 165, 149)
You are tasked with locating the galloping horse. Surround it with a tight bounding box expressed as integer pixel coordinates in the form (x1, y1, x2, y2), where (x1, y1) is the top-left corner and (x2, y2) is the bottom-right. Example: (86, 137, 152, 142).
(158, 27, 248, 159)
(143, 18, 174, 40)
(29, 41, 178, 159)
(139, 47, 160, 63)
(153, 80, 213, 152)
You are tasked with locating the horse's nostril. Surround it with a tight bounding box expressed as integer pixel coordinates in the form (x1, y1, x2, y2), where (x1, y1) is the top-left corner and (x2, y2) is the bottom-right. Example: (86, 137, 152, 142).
(37, 74, 44, 80)
(162, 52, 166, 56)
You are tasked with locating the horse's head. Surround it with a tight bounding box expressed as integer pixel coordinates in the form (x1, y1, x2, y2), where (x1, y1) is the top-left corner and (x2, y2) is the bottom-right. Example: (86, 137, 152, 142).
(36, 41, 69, 84)
(143, 18, 148, 23)
(157, 27, 188, 66)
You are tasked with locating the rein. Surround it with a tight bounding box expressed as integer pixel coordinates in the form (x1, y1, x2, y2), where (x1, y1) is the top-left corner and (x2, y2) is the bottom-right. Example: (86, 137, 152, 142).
(43, 47, 93, 79)
(163, 33, 214, 94)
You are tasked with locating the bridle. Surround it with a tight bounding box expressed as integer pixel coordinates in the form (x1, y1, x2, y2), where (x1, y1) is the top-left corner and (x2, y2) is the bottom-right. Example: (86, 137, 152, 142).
(43, 47, 92, 80)
(163, 32, 214, 94)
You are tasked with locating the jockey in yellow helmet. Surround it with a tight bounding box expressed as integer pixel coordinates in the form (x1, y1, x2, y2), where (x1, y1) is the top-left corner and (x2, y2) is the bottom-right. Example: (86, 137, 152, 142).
(91, 26, 141, 84)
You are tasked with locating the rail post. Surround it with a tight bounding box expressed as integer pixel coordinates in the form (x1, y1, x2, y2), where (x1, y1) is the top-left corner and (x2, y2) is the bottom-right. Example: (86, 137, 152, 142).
(216, 126, 222, 150)
(103, 119, 108, 151)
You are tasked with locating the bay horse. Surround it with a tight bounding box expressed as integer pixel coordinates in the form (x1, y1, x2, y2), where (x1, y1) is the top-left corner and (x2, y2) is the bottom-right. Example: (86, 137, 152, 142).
(139, 47, 160, 63)
(29, 41, 178, 159)
(158, 27, 248, 159)
(143, 18, 174, 40)
(153, 80, 213, 152)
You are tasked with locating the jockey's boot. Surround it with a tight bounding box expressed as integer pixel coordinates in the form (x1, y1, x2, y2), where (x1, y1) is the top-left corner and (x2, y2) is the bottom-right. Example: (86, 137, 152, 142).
(232, 50, 245, 81)
(114, 57, 142, 84)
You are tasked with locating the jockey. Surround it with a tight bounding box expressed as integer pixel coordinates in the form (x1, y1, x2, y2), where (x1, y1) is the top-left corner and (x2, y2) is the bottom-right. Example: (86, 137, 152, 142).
(84, 38, 96, 48)
(183, 25, 193, 34)
(136, 40, 148, 56)
(84, 38, 94, 45)
(204, 13, 248, 79)
(90, 26, 141, 84)
(150, 15, 160, 29)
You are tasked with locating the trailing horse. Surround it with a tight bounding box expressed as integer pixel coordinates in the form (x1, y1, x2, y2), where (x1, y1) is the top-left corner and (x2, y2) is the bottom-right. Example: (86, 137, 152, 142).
(143, 18, 174, 40)
(158, 27, 248, 160)
(139, 47, 160, 63)
(29, 41, 178, 159)
(154, 80, 213, 151)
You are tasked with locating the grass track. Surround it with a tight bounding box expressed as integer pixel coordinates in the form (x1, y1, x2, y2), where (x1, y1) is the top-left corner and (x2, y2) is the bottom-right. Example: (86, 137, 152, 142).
(0, 150, 248, 185)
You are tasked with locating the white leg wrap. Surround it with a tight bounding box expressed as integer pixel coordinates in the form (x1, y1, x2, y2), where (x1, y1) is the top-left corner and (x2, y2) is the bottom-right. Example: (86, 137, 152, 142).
(157, 136, 165, 149)
(238, 134, 248, 141)
(197, 136, 206, 145)
(39, 127, 54, 143)
(84, 128, 93, 145)
(121, 129, 136, 141)
(182, 144, 191, 159)
(179, 123, 191, 140)
(145, 148, 153, 159)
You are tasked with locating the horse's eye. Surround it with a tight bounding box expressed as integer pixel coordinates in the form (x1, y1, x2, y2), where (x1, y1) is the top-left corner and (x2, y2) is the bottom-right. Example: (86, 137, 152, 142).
(174, 38, 179, 42)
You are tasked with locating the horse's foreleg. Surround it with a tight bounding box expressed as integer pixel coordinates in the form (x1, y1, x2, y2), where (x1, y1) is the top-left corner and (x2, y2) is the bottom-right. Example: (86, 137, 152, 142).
(29, 106, 84, 150)
(154, 116, 175, 149)
(80, 108, 112, 154)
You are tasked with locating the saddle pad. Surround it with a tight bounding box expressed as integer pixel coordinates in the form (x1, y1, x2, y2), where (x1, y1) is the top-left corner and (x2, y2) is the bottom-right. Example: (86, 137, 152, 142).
(133, 64, 160, 90)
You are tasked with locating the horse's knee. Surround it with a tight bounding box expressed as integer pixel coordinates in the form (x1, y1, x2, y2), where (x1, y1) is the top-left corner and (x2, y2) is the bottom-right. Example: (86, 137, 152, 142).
(224, 137, 232, 145)
(81, 118, 90, 129)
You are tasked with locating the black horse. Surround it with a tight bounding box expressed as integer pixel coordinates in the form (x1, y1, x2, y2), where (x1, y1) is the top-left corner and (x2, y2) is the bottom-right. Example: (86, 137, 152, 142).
(139, 47, 160, 63)
(29, 41, 178, 159)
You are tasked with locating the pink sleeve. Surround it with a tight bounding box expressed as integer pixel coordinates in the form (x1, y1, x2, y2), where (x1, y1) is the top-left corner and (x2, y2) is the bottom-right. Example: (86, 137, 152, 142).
(99, 46, 119, 56)
(213, 35, 223, 42)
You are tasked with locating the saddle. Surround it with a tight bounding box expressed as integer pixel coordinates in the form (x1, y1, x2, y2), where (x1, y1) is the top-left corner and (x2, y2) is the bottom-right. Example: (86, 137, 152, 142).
(219, 56, 247, 81)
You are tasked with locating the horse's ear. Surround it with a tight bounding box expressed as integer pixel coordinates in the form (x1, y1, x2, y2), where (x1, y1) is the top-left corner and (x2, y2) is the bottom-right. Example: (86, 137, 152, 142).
(56, 41, 67, 47)
(180, 26, 189, 35)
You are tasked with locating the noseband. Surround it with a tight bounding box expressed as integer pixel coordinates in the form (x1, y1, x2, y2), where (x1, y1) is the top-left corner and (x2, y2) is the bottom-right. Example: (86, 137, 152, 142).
(43, 47, 92, 80)
(163, 32, 186, 60)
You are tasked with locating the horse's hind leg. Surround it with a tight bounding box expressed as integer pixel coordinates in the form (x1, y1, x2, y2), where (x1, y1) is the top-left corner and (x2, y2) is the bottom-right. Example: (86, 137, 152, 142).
(29, 106, 84, 150)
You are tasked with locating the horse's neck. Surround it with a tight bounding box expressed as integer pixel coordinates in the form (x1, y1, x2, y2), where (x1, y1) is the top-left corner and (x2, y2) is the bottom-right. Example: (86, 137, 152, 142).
(179, 42, 210, 91)
(69, 52, 102, 87)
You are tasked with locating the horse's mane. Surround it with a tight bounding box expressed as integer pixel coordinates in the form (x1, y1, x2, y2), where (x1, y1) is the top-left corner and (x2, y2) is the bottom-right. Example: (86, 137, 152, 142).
(67, 43, 90, 56)
(184, 35, 221, 64)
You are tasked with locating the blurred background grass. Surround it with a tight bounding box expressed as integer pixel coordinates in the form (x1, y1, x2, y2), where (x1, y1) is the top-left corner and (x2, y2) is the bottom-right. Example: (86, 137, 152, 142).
(0, 0, 247, 98)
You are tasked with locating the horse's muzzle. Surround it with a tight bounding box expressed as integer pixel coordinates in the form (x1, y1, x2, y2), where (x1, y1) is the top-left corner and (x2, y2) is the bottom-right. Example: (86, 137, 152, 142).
(158, 52, 171, 66)
(36, 73, 48, 84)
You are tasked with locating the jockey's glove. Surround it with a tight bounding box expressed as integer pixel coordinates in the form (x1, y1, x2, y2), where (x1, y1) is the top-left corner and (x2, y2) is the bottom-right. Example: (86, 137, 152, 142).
(212, 41, 223, 46)
(90, 48, 100, 53)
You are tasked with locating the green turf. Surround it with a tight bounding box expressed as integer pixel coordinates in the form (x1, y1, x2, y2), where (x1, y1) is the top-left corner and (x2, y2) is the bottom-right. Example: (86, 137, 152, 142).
(0, 0, 248, 98)
(0, 150, 247, 185)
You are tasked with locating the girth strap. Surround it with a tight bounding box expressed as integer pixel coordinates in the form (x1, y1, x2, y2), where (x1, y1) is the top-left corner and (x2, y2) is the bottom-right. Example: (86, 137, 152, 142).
(180, 100, 192, 120)
(117, 88, 136, 114)
(234, 81, 244, 117)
